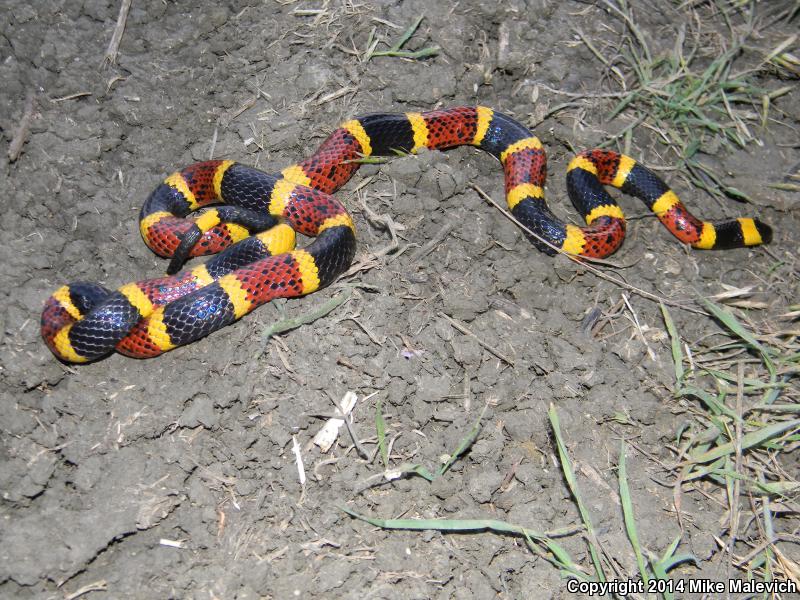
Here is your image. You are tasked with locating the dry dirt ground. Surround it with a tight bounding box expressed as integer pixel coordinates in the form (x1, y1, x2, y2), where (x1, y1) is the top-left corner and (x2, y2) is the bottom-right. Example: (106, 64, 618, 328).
(1, 1, 798, 599)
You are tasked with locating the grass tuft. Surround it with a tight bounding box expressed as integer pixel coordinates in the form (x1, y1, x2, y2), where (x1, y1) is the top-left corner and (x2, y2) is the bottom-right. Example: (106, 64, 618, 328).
(583, 1, 798, 201)
(345, 403, 700, 596)
(661, 292, 799, 584)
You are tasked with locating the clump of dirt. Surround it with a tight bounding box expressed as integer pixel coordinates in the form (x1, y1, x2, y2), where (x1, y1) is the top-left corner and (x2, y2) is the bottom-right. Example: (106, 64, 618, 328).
(1, 1, 797, 598)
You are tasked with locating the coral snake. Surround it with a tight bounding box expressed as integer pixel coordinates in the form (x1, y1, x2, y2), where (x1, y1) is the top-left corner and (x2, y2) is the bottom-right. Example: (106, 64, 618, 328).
(42, 106, 772, 363)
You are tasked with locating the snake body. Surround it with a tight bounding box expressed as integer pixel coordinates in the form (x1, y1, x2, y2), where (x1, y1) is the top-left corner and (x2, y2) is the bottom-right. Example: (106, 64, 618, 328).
(42, 106, 772, 362)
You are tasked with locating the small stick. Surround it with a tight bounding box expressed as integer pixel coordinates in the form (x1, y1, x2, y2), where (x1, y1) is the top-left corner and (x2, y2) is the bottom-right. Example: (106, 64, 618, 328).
(222, 96, 257, 126)
(63, 580, 108, 600)
(496, 22, 510, 68)
(50, 92, 92, 103)
(103, 0, 132, 65)
(409, 221, 455, 264)
(8, 91, 35, 162)
(499, 458, 522, 492)
(330, 393, 370, 460)
(732, 534, 778, 568)
(339, 314, 386, 345)
(292, 435, 306, 486)
(621, 293, 656, 361)
(208, 120, 219, 160)
(439, 312, 515, 366)
(315, 86, 355, 106)
(522, 79, 629, 99)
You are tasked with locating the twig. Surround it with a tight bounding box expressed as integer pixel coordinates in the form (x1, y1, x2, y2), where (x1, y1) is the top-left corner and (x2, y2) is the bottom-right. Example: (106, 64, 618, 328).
(292, 435, 306, 486)
(438, 312, 514, 366)
(222, 96, 257, 126)
(315, 86, 356, 106)
(49, 92, 92, 103)
(621, 293, 656, 361)
(330, 393, 370, 460)
(409, 221, 455, 264)
(8, 91, 35, 162)
(522, 79, 629, 99)
(63, 580, 108, 600)
(103, 0, 132, 65)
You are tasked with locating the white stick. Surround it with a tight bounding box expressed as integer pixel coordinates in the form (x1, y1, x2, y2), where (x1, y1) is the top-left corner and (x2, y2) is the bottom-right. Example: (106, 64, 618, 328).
(292, 435, 306, 486)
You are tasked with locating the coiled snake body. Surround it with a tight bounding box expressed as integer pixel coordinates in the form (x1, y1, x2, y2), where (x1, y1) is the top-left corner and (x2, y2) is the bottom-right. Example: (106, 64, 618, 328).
(42, 106, 772, 362)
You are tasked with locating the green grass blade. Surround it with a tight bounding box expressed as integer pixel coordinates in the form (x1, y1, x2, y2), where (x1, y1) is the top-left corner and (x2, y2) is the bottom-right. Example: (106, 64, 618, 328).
(390, 15, 424, 51)
(699, 368, 787, 390)
(437, 402, 488, 477)
(654, 551, 699, 574)
(376, 397, 389, 469)
(342, 506, 591, 580)
(525, 533, 592, 581)
(370, 47, 440, 60)
(256, 289, 351, 358)
(706, 469, 800, 497)
(749, 404, 800, 414)
(548, 405, 606, 582)
(681, 457, 727, 483)
(618, 441, 649, 587)
(699, 298, 774, 365)
(386, 462, 436, 482)
(651, 534, 698, 592)
(679, 385, 737, 419)
(660, 303, 685, 385)
(342, 508, 541, 535)
(684, 419, 800, 466)
(367, 16, 439, 61)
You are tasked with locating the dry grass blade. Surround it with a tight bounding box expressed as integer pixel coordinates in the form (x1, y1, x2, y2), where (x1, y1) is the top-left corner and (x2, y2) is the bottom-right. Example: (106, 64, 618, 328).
(8, 91, 35, 162)
(699, 298, 775, 375)
(103, 0, 132, 65)
(762, 34, 800, 76)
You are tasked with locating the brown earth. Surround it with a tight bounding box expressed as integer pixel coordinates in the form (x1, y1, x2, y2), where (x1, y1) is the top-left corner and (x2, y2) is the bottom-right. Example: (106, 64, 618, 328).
(1, 1, 798, 598)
